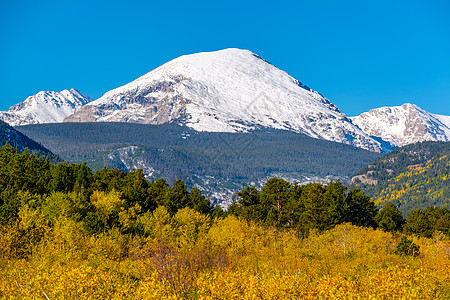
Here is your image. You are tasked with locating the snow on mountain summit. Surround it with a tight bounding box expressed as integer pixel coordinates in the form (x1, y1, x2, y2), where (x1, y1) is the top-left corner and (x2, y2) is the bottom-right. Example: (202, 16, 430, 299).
(351, 103, 450, 147)
(65, 48, 386, 152)
(0, 88, 92, 126)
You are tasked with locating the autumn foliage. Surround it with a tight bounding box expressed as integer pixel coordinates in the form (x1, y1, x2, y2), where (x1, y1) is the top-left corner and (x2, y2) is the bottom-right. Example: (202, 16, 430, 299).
(2, 209, 450, 299)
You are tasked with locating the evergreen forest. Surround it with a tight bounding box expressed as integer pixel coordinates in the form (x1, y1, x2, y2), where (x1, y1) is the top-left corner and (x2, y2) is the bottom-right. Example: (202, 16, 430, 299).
(0, 121, 58, 162)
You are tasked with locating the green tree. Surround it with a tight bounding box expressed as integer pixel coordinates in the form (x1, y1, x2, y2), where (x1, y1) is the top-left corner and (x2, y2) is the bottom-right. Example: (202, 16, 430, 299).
(404, 207, 450, 237)
(83, 211, 105, 234)
(375, 202, 405, 232)
(148, 178, 169, 208)
(51, 163, 76, 193)
(435, 213, 450, 235)
(190, 187, 211, 214)
(260, 177, 291, 227)
(404, 208, 431, 237)
(394, 235, 420, 257)
(122, 169, 151, 210)
(324, 180, 347, 225)
(300, 183, 333, 231)
(344, 188, 377, 227)
(75, 162, 92, 191)
(236, 185, 263, 221)
(164, 179, 191, 215)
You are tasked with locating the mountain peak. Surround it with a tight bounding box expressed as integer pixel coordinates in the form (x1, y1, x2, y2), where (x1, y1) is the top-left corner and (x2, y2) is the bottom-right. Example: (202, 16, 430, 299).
(65, 49, 386, 152)
(351, 103, 450, 147)
(401, 102, 416, 108)
(0, 89, 92, 126)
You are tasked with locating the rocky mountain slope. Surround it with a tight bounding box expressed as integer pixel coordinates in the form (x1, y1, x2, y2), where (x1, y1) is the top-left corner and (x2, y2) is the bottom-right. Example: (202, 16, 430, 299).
(0, 89, 91, 126)
(65, 48, 388, 152)
(351, 103, 450, 147)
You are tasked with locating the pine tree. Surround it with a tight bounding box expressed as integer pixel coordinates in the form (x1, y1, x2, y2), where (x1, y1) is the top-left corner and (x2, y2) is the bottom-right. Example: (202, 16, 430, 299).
(375, 202, 405, 232)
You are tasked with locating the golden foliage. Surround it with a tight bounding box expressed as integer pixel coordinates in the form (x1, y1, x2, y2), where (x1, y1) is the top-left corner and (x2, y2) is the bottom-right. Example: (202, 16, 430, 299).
(91, 190, 124, 226)
(2, 212, 450, 299)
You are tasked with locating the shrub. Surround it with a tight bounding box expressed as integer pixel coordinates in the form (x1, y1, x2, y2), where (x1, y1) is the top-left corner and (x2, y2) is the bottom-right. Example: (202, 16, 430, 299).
(394, 235, 420, 257)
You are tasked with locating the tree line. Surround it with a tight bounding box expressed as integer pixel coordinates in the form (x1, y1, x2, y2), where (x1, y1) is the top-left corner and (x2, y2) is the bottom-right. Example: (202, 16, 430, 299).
(0, 143, 449, 241)
(227, 177, 450, 237)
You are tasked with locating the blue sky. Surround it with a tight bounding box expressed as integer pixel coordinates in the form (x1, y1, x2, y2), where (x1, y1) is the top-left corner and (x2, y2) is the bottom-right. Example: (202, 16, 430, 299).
(1, 0, 449, 116)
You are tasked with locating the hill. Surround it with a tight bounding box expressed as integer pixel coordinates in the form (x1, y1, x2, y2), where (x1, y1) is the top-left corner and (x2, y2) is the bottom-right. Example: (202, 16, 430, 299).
(0, 121, 58, 160)
(352, 141, 450, 214)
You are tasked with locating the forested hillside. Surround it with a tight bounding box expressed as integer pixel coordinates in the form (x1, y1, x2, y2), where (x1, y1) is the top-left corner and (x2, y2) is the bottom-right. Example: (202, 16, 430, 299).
(1, 145, 450, 298)
(0, 121, 58, 161)
(352, 141, 450, 214)
(17, 123, 381, 177)
(17, 122, 381, 204)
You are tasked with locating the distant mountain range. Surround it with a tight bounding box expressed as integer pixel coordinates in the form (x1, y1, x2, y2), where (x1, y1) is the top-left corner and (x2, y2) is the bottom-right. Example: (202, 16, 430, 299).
(1, 48, 449, 152)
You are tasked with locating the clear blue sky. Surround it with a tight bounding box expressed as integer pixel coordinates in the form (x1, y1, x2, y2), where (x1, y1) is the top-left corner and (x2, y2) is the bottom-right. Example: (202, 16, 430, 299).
(1, 0, 449, 116)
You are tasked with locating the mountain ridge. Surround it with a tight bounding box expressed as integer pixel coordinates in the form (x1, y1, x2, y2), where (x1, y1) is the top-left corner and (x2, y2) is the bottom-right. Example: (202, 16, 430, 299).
(2, 49, 449, 153)
(0, 120, 58, 160)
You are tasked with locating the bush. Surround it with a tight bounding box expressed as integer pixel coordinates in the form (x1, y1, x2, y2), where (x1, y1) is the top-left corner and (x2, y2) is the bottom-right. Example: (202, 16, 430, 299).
(394, 235, 420, 257)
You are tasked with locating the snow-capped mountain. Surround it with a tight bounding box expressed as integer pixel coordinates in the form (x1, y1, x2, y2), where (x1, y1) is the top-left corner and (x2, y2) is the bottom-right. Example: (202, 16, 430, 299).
(351, 103, 450, 147)
(0, 89, 92, 126)
(65, 48, 387, 152)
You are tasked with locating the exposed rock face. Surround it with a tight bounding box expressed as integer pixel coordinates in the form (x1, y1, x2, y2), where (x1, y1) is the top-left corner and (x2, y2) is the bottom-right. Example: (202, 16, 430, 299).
(65, 48, 387, 152)
(351, 103, 450, 147)
(351, 171, 378, 185)
(65, 76, 190, 124)
(0, 89, 91, 126)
